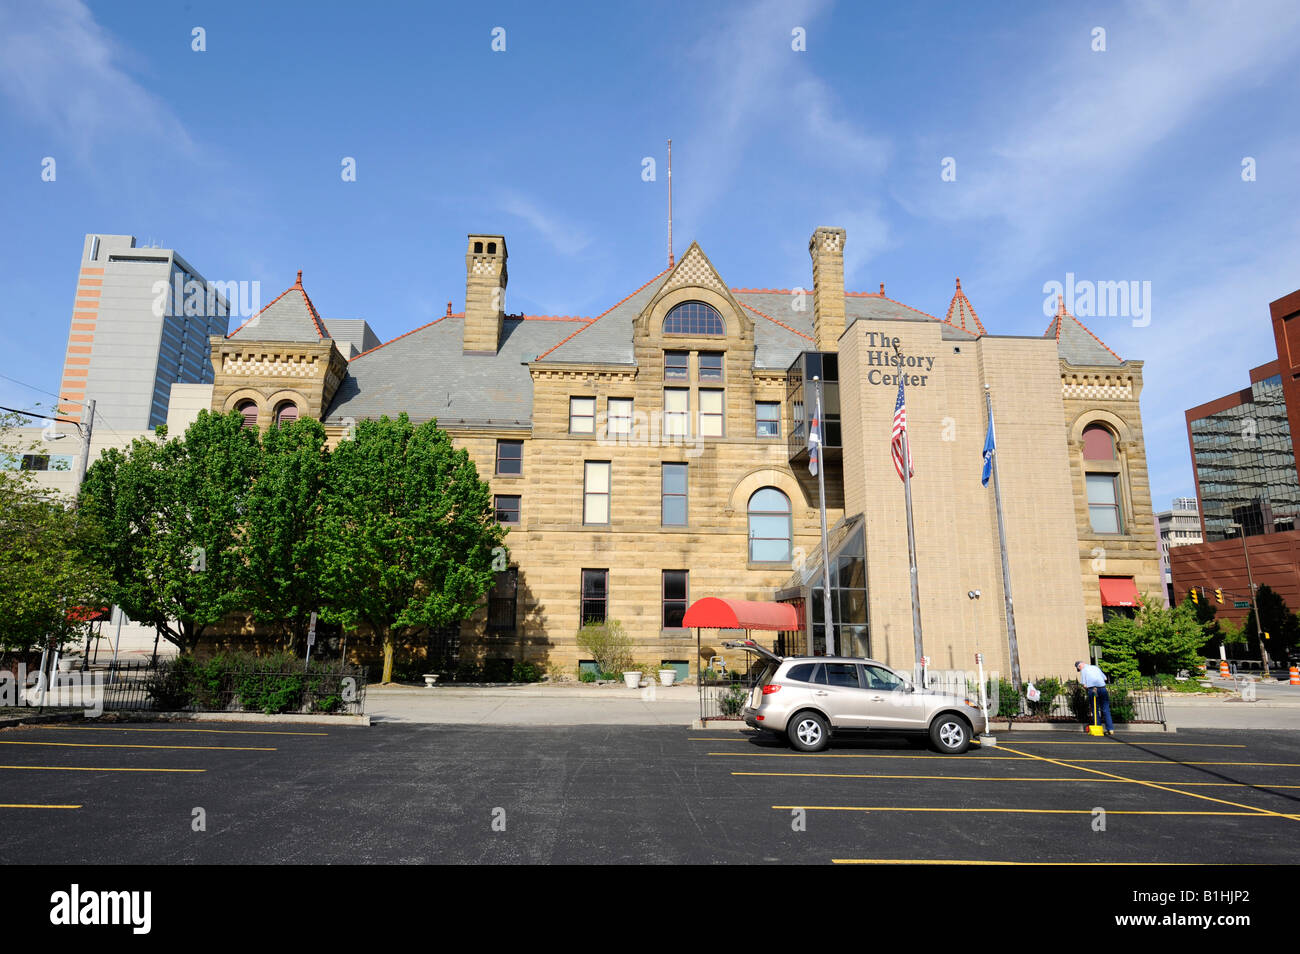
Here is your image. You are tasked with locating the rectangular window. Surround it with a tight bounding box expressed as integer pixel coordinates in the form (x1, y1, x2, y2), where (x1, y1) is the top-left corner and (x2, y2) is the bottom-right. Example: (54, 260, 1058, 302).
(584, 461, 611, 525)
(20, 454, 50, 471)
(1087, 473, 1122, 533)
(699, 389, 725, 437)
(756, 401, 781, 438)
(569, 396, 595, 434)
(488, 568, 518, 632)
(662, 463, 687, 526)
(699, 352, 724, 381)
(663, 570, 688, 629)
(496, 440, 523, 475)
(665, 351, 689, 380)
(607, 398, 633, 437)
(494, 494, 520, 525)
(581, 569, 608, 624)
(664, 388, 689, 437)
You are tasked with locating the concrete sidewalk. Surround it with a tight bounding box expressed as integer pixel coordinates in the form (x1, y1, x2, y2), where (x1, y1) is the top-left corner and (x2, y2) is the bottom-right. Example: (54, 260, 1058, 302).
(366, 683, 700, 725)
(365, 681, 1300, 729)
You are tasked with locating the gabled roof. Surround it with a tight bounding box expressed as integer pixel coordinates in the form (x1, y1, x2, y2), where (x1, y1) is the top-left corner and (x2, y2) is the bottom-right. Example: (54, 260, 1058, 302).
(945, 277, 986, 336)
(533, 270, 670, 364)
(228, 271, 329, 342)
(1043, 295, 1123, 366)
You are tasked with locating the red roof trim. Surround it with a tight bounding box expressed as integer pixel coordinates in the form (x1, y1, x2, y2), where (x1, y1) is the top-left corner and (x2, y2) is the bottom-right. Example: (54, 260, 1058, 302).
(533, 267, 671, 362)
(739, 301, 814, 342)
(226, 271, 328, 340)
(1051, 295, 1123, 363)
(350, 314, 454, 362)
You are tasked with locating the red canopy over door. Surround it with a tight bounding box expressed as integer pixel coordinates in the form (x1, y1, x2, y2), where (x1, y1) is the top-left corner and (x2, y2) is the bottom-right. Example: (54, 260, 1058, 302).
(681, 597, 798, 632)
(1098, 577, 1140, 607)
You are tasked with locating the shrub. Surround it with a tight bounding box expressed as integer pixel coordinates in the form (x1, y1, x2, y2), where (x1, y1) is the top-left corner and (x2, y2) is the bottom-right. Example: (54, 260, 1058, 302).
(718, 685, 748, 717)
(1026, 677, 1064, 717)
(575, 620, 634, 676)
(579, 671, 597, 683)
(1067, 680, 1136, 724)
(995, 678, 1020, 718)
(512, 662, 542, 683)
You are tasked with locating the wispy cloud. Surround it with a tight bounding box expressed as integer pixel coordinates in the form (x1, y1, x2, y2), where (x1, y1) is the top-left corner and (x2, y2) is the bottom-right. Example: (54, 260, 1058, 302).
(497, 191, 594, 258)
(0, 0, 192, 158)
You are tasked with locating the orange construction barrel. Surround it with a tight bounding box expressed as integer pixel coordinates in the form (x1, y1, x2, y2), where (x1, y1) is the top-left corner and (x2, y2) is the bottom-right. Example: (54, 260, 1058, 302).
(1290, 666, 1299, 686)
(1220, 659, 1230, 678)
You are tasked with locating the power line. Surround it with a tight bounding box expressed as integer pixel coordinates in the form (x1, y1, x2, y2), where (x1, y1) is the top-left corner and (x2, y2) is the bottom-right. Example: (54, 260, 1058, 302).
(0, 371, 63, 402)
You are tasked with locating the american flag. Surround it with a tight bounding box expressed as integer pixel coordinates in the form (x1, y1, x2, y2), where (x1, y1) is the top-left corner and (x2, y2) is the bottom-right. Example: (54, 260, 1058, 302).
(891, 378, 913, 481)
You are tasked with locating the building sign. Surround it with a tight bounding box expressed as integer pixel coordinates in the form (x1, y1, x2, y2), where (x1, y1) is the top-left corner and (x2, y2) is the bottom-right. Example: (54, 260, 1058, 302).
(862, 332, 937, 387)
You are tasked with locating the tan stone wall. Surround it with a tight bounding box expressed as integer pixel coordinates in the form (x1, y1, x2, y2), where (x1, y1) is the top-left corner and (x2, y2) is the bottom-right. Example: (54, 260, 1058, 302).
(208, 337, 346, 427)
(839, 320, 1089, 680)
(1061, 362, 1162, 621)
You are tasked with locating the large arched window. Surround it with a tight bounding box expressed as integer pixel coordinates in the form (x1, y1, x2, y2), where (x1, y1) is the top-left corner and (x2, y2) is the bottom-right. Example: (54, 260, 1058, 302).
(748, 487, 792, 562)
(1082, 424, 1115, 460)
(236, 400, 258, 431)
(664, 300, 725, 337)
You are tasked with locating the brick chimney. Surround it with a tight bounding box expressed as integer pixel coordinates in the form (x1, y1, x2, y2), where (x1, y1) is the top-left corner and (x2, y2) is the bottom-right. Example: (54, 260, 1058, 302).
(463, 234, 507, 354)
(809, 227, 846, 351)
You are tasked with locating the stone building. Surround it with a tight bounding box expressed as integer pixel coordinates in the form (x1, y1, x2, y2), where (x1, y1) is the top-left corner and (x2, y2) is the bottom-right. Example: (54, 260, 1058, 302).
(192, 227, 1159, 679)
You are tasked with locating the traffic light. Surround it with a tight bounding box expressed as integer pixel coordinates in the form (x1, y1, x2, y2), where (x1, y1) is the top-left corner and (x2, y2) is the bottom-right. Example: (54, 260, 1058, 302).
(1215, 588, 1223, 604)
(1191, 587, 1199, 605)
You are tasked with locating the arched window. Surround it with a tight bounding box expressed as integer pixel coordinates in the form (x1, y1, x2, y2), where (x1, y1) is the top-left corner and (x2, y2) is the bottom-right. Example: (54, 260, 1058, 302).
(275, 401, 300, 426)
(1083, 424, 1115, 460)
(664, 301, 725, 337)
(236, 401, 258, 430)
(748, 487, 792, 562)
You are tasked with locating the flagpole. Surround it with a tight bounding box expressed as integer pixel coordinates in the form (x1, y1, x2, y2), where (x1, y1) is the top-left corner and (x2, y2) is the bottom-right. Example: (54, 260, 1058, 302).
(893, 344, 924, 671)
(984, 385, 1023, 691)
(812, 377, 836, 657)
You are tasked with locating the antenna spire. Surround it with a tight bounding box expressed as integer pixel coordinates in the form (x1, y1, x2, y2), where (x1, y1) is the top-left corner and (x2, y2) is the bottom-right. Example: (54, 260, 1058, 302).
(667, 138, 674, 269)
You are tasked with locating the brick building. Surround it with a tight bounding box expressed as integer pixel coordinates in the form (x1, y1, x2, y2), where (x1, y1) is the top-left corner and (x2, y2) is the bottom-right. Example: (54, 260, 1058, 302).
(187, 227, 1159, 678)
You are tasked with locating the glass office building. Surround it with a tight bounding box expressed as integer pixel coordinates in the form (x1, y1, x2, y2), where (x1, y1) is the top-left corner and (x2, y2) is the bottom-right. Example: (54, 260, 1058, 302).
(1189, 372, 1300, 541)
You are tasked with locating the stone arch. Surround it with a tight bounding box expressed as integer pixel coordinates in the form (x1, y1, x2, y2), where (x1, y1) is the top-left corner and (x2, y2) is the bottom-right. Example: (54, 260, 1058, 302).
(726, 466, 804, 516)
(267, 388, 311, 425)
(639, 285, 750, 342)
(1068, 408, 1133, 449)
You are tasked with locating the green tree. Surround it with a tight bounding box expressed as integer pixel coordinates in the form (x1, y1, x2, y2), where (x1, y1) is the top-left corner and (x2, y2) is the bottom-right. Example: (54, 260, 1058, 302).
(1087, 595, 1208, 680)
(1242, 584, 1300, 659)
(80, 410, 259, 654)
(237, 418, 328, 652)
(0, 412, 110, 654)
(317, 414, 506, 683)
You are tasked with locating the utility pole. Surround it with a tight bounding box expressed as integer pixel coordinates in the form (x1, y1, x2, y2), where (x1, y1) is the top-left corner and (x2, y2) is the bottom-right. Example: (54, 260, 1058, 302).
(1232, 522, 1270, 673)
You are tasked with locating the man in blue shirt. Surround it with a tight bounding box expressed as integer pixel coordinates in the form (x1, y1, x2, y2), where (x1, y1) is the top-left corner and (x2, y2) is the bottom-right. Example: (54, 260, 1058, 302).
(1076, 660, 1113, 735)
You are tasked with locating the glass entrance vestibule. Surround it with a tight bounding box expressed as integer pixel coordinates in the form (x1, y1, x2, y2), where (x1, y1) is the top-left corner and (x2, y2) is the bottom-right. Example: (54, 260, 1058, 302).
(774, 514, 868, 658)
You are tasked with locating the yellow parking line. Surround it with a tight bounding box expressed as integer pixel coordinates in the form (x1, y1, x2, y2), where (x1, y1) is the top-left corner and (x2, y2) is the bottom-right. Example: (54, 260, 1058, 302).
(0, 741, 274, 751)
(708, 751, 1299, 767)
(733, 771, 1300, 789)
(989, 741, 1246, 748)
(0, 803, 81, 809)
(774, 805, 1294, 817)
(998, 744, 1300, 823)
(832, 859, 1226, 866)
(0, 764, 205, 773)
(34, 726, 326, 737)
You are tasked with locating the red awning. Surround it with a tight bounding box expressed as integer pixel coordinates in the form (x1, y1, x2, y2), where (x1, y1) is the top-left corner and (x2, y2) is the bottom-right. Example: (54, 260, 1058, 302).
(1099, 577, 1141, 608)
(66, 606, 111, 622)
(682, 598, 799, 632)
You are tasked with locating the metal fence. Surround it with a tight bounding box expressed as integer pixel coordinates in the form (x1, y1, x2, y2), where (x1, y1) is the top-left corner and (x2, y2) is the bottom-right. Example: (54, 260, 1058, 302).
(1003, 678, 1165, 727)
(25, 659, 368, 716)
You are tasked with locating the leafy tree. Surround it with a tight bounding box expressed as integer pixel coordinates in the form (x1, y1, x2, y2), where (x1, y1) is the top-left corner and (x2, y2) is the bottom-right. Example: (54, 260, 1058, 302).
(237, 418, 328, 652)
(80, 410, 259, 654)
(0, 411, 110, 654)
(317, 414, 506, 683)
(1087, 595, 1208, 679)
(1242, 584, 1300, 659)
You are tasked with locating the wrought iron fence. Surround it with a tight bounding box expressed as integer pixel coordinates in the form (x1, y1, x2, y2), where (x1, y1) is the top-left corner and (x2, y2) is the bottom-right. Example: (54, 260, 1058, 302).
(94, 659, 368, 715)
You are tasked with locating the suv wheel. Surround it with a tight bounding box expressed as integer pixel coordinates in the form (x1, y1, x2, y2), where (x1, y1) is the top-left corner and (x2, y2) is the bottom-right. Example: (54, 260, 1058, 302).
(789, 711, 830, 753)
(929, 713, 971, 754)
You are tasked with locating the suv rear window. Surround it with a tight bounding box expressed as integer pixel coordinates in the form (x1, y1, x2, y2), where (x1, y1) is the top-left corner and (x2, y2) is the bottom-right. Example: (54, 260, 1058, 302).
(752, 660, 779, 687)
(785, 663, 816, 682)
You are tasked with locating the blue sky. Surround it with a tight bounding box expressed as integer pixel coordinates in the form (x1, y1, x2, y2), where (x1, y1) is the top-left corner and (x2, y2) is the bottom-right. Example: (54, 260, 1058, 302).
(2, 0, 1299, 507)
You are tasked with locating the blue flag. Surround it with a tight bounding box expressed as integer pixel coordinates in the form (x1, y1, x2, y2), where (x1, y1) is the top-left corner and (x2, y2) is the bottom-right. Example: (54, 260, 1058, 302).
(981, 416, 995, 487)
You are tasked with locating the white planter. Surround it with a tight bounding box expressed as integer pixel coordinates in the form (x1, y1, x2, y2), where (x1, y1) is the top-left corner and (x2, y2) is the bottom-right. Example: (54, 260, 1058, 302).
(658, 669, 676, 686)
(623, 672, 641, 689)
(423, 674, 439, 687)
(58, 658, 76, 673)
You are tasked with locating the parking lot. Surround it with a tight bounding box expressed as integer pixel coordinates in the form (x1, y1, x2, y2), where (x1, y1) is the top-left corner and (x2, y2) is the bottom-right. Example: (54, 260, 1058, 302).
(0, 721, 1297, 865)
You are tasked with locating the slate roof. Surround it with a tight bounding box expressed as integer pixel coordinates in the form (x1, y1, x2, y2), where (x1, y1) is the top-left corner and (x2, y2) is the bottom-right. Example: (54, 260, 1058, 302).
(228, 272, 329, 342)
(944, 278, 986, 335)
(324, 315, 585, 428)
(533, 271, 669, 365)
(1042, 295, 1123, 366)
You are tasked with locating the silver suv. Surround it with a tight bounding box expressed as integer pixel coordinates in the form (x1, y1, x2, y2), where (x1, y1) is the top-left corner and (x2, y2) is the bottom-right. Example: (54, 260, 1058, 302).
(724, 640, 987, 754)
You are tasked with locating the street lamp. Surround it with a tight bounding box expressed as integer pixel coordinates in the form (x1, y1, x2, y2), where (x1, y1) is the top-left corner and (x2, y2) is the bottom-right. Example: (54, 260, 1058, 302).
(1229, 521, 1270, 673)
(41, 397, 96, 497)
